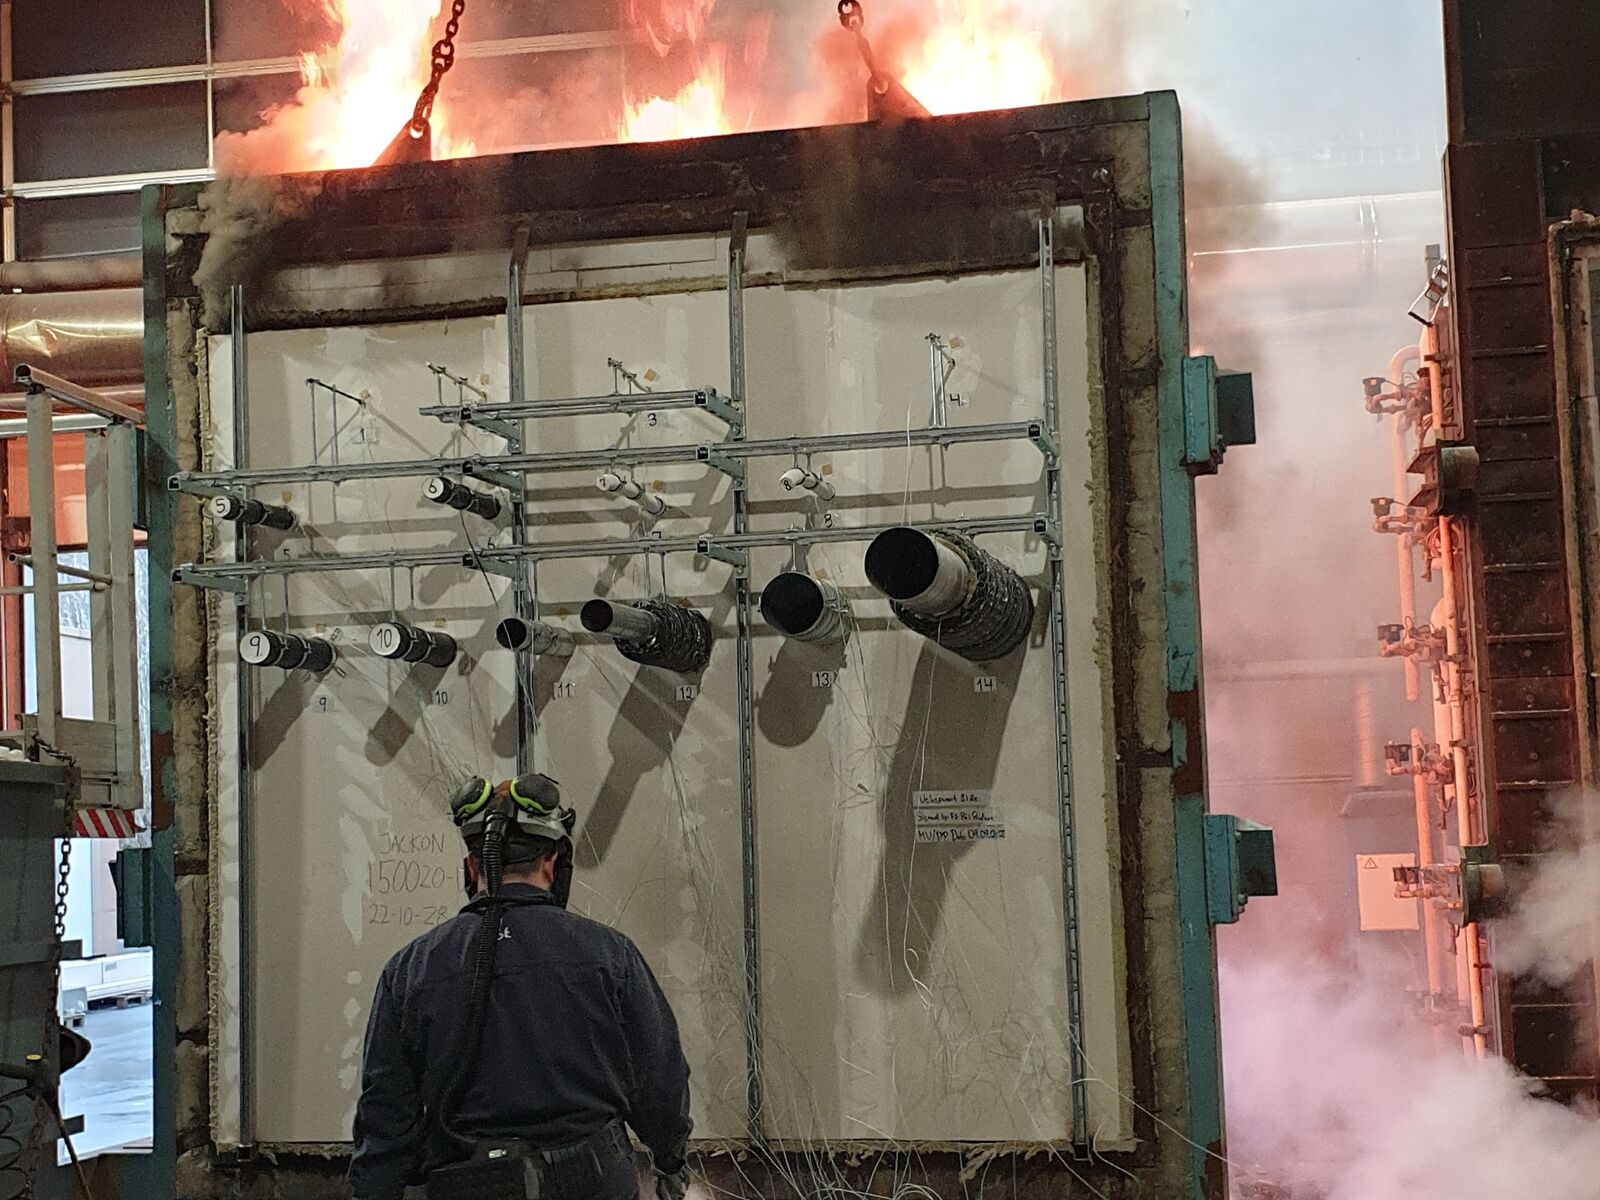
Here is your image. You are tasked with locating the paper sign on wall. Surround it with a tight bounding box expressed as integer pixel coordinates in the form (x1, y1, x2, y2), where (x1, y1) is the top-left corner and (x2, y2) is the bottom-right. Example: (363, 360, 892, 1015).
(913, 790, 1006, 843)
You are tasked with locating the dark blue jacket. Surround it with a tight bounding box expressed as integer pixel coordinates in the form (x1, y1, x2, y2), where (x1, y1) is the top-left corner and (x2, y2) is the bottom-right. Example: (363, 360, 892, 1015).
(349, 885, 693, 1200)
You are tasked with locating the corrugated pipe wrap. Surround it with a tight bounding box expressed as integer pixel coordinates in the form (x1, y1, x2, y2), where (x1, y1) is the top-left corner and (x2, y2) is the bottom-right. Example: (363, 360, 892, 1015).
(866, 528, 1034, 663)
(583, 598, 713, 675)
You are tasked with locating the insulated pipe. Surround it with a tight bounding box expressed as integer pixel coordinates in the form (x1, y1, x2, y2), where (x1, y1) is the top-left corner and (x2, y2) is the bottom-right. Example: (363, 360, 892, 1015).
(581, 599, 660, 642)
(865, 528, 1034, 663)
(582, 598, 712, 675)
(239, 630, 335, 674)
(760, 573, 849, 645)
(370, 622, 458, 669)
(866, 527, 970, 616)
(0, 254, 142, 293)
(0, 290, 144, 389)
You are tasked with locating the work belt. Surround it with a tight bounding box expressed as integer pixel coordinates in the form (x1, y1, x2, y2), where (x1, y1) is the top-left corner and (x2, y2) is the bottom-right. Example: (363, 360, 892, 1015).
(426, 1120, 633, 1200)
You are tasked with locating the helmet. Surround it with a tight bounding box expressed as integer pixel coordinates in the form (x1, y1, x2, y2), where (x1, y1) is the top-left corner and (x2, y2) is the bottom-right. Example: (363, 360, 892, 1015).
(448, 774, 578, 906)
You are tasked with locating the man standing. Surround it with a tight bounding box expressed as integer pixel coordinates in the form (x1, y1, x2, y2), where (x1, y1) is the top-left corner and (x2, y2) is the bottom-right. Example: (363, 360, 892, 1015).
(350, 775, 692, 1200)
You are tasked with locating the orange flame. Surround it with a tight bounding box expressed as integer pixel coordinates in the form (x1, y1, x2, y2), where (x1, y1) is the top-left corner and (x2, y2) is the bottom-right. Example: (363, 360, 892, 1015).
(626, 0, 718, 57)
(620, 59, 735, 143)
(895, 0, 1064, 116)
(217, 0, 474, 173)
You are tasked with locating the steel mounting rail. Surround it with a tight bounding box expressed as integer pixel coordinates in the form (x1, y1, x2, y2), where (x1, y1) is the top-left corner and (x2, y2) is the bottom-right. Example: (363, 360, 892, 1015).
(168, 419, 1055, 494)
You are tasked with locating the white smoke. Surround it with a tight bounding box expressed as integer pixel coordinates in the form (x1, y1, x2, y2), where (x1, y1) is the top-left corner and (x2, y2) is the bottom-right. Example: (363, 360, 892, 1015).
(1490, 791, 1600, 988)
(1223, 958, 1600, 1200)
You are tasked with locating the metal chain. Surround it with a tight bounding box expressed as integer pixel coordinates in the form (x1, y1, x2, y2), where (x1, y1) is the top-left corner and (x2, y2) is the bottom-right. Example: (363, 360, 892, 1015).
(409, 0, 468, 138)
(16, 740, 75, 1199)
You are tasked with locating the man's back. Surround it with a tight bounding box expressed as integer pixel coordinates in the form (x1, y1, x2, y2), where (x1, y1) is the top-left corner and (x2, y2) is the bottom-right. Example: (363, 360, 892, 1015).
(350, 884, 692, 1200)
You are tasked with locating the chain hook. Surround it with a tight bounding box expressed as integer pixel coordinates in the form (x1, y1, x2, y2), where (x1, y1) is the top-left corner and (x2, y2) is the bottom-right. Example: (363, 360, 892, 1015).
(408, 0, 467, 141)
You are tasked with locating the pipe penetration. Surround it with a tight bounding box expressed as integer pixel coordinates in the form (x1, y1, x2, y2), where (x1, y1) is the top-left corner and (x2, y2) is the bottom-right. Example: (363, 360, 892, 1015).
(759, 572, 850, 645)
(581, 598, 712, 674)
(865, 528, 1034, 662)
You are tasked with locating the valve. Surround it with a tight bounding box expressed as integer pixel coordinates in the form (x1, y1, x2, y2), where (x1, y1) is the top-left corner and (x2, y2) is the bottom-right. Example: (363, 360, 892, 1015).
(1377, 622, 1446, 663)
(240, 629, 335, 674)
(424, 476, 502, 522)
(207, 493, 297, 531)
(370, 621, 458, 669)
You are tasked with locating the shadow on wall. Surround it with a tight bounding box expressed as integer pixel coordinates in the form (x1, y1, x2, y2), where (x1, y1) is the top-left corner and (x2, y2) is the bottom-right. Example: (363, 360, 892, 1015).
(756, 635, 849, 747)
(852, 637, 1025, 997)
(573, 660, 702, 869)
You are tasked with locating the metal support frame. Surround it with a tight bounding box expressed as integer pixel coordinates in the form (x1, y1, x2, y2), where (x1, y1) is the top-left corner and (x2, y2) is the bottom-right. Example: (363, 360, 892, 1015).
(507, 240, 536, 774)
(169, 420, 1055, 495)
(727, 214, 765, 1147)
(230, 285, 258, 1151)
(421, 387, 741, 431)
(1040, 213, 1090, 1152)
(174, 515, 1051, 589)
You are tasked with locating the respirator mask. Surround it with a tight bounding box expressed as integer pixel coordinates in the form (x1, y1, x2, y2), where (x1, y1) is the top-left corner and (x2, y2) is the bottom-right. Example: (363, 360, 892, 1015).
(449, 774, 578, 907)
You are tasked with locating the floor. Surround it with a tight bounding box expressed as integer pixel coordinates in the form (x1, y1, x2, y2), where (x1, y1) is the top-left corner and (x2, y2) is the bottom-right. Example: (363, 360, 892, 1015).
(58, 1004, 154, 1163)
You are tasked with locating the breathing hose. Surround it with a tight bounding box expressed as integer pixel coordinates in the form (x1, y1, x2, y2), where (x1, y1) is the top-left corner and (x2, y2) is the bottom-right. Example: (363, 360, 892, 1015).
(437, 806, 511, 1152)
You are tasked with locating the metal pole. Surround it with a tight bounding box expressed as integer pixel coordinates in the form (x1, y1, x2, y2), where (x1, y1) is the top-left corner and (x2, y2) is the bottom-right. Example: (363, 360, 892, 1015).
(106, 420, 142, 805)
(728, 216, 764, 1146)
(25, 388, 61, 749)
(231, 285, 258, 1148)
(507, 243, 536, 774)
(1040, 213, 1090, 1149)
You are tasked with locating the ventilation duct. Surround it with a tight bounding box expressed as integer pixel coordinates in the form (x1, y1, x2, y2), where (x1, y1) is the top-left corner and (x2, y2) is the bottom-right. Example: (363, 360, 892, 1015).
(759, 572, 850, 645)
(581, 598, 712, 675)
(0, 289, 144, 390)
(864, 528, 1034, 662)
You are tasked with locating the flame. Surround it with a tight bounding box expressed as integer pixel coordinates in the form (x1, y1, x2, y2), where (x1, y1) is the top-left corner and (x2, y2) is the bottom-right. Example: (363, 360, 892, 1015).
(280, 0, 474, 170)
(620, 59, 734, 143)
(895, 0, 1064, 116)
(626, 0, 718, 57)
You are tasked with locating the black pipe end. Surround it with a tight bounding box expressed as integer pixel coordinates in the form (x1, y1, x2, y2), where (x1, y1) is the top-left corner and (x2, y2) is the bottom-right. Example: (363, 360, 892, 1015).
(580, 600, 616, 634)
(865, 527, 940, 601)
(496, 617, 531, 650)
(761, 573, 826, 639)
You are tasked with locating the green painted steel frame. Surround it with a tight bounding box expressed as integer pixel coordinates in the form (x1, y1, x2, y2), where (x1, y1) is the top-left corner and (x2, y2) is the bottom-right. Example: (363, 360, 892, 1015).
(105, 181, 187, 1200)
(1150, 93, 1230, 1195)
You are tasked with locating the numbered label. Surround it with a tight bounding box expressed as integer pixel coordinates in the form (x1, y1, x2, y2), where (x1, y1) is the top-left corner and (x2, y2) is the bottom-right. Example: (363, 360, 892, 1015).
(431, 689, 450, 706)
(647, 412, 660, 427)
(822, 512, 836, 529)
(676, 684, 699, 702)
(552, 681, 577, 700)
(316, 695, 331, 712)
(812, 670, 836, 689)
(973, 676, 998, 695)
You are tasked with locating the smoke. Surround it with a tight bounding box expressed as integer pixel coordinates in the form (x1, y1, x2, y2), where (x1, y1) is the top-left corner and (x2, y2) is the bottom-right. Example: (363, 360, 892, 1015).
(192, 174, 324, 328)
(1224, 958, 1600, 1200)
(1491, 791, 1600, 988)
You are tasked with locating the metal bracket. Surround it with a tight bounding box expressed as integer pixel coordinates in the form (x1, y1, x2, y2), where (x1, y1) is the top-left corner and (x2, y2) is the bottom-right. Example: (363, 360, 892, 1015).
(169, 475, 240, 501)
(456, 410, 520, 441)
(696, 444, 747, 485)
(462, 552, 522, 582)
(462, 460, 526, 495)
(1033, 514, 1063, 559)
(695, 388, 744, 431)
(696, 538, 750, 576)
(1027, 421, 1059, 465)
(171, 567, 248, 595)
(1202, 814, 1278, 925)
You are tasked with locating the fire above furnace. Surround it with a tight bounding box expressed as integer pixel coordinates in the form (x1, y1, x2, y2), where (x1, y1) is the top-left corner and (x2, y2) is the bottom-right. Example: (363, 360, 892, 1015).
(218, 0, 1069, 174)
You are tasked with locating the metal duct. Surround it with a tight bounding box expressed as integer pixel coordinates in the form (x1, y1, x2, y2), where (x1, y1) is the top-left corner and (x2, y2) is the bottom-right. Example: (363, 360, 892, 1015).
(0, 254, 142, 293)
(760, 572, 850, 645)
(581, 598, 712, 675)
(0, 289, 144, 389)
(865, 528, 1034, 662)
(495, 617, 574, 658)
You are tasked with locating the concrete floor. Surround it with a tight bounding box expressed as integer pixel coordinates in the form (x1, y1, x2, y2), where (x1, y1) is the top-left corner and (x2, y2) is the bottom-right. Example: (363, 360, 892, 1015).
(59, 1004, 153, 1163)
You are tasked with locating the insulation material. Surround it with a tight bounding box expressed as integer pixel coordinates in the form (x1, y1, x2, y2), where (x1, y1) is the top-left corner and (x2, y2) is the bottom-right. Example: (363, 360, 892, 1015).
(211, 244, 1129, 1150)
